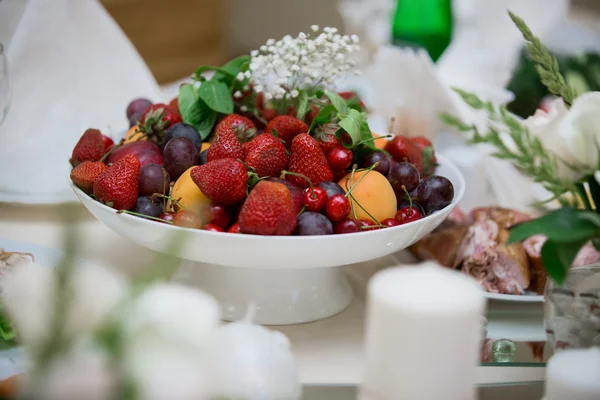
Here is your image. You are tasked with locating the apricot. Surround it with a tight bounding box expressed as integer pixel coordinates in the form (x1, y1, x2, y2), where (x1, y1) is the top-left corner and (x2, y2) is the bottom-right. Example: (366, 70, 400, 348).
(124, 125, 146, 143)
(371, 131, 388, 150)
(200, 142, 211, 152)
(170, 167, 211, 215)
(338, 170, 397, 223)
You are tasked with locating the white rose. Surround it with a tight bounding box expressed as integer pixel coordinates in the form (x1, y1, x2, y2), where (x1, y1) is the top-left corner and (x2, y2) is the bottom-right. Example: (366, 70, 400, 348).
(1, 262, 127, 347)
(209, 322, 301, 400)
(521, 97, 583, 181)
(558, 92, 600, 173)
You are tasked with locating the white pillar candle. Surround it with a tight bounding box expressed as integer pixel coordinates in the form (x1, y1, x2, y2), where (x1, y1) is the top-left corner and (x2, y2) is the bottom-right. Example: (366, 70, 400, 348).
(360, 262, 485, 400)
(543, 348, 600, 400)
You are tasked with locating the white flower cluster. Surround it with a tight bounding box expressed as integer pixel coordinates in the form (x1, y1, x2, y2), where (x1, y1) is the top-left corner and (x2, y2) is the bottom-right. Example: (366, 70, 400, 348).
(244, 25, 360, 102)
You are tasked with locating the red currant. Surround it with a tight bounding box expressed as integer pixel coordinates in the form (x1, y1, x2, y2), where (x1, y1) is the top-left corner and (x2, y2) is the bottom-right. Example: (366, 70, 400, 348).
(334, 219, 362, 234)
(360, 219, 380, 231)
(326, 194, 351, 222)
(327, 147, 353, 171)
(204, 223, 225, 232)
(201, 203, 231, 229)
(302, 187, 328, 212)
(159, 212, 176, 224)
(381, 218, 400, 227)
(228, 222, 241, 233)
(395, 207, 424, 225)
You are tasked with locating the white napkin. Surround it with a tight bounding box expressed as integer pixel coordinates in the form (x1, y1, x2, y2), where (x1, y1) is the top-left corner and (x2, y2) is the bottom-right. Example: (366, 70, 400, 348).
(0, 0, 164, 204)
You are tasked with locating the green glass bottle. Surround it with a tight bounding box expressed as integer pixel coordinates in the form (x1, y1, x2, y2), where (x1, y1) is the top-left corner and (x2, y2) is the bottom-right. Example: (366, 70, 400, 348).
(392, 0, 453, 62)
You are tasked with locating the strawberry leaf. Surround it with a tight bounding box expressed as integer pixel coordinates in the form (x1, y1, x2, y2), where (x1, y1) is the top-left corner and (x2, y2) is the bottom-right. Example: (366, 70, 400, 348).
(199, 80, 234, 114)
(337, 109, 362, 146)
(325, 91, 349, 114)
(178, 84, 218, 140)
(358, 119, 378, 151)
(308, 104, 336, 134)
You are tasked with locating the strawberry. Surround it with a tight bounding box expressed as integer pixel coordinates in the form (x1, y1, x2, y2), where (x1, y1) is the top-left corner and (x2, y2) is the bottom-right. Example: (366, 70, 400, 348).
(264, 116, 308, 149)
(190, 159, 248, 204)
(70, 129, 106, 166)
(244, 134, 288, 177)
(238, 181, 296, 235)
(312, 122, 341, 154)
(93, 154, 140, 210)
(139, 103, 182, 135)
(256, 93, 278, 122)
(410, 136, 438, 176)
(207, 129, 245, 162)
(286, 134, 333, 189)
(101, 135, 114, 152)
(338, 91, 366, 110)
(70, 161, 107, 193)
(214, 114, 257, 143)
(168, 96, 178, 111)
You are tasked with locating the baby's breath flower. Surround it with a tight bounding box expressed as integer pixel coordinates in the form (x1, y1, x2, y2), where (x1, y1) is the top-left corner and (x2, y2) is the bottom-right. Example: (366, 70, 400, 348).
(247, 26, 360, 101)
(236, 72, 245, 82)
(233, 91, 243, 99)
(243, 85, 250, 91)
(240, 105, 248, 112)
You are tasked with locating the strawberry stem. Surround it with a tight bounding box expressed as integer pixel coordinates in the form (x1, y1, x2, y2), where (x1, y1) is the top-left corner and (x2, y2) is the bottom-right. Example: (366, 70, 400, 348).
(281, 170, 314, 194)
(116, 209, 173, 224)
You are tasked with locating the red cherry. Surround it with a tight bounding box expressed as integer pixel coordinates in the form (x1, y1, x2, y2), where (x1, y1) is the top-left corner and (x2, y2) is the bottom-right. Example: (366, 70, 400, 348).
(359, 219, 381, 231)
(334, 219, 362, 234)
(395, 207, 424, 225)
(204, 223, 225, 232)
(302, 187, 328, 212)
(159, 212, 175, 223)
(173, 210, 203, 229)
(384, 136, 421, 164)
(201, 203, 231, 229)
(101, 135, 114, 152)
(228, 222, 241, 233)
(326, 194, 351, 222)
(327, 147, 353, 171)
(381, 218, 400, 227)
(410, 136, 433, 150)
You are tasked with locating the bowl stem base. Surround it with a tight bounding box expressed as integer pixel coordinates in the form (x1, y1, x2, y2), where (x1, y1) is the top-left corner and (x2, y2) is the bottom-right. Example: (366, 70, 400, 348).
(172, 261, 353, 325)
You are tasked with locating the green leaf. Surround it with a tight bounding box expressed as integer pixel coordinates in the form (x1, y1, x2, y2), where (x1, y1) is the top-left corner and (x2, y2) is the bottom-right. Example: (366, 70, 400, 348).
(198, 80, 234, 114)
(308, 104, 336, 133)
(541, 239, 588, 285)
(508, 208, 600, 244)
(337, 109, 362, 146)
(178, 84, 217, 140)
(357, 119, 378, 150)
(194, 55, 250, 83)
(296, 91, 309, 121)
(325, 91, 349, 114)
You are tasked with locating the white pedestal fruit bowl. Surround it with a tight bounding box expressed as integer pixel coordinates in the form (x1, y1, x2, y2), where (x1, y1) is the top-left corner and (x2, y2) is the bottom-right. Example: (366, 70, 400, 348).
(70, 154, 465, 325)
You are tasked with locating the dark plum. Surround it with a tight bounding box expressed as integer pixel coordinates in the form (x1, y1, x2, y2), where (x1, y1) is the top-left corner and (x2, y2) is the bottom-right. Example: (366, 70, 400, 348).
(163, 137, 198, 180)
(361, 151, 391, 176)
(163, 123, 202, 152)
(126, 98, 152, 119)
(295, 212, 333, 235)
(388, 161, 420, 194)
(133, 196, 165, 218)
(198, 148, 209, 165)
(139, 164, 171, 196)
(417, 175, 454, 215)
(266, 177, 304, 214)
(317, 181, 345, 198)
(129, 110, 144, 127)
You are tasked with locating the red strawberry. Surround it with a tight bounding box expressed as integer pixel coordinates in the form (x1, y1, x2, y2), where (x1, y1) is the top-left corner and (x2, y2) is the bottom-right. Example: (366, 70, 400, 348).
(410, 136, 438, 176)
(93, 154, 140, 210)
(70, 129, 106, 166)
(264, 116, 308, 149)
(168, 96, 178, 111)
(190, 159, 248, 204)
(286, 134, 333, 189)
(214, 114, 257, 143)
(101, 135, 114, 152)
(244, 134, 288, 177)
(139, 103, 182, 134)
(312, 122, 341, 154)
(207, 129, 245, 162)
(70, 161, 107, 193)
(238, 181, 296, 235)
(338, 91, 366, 109)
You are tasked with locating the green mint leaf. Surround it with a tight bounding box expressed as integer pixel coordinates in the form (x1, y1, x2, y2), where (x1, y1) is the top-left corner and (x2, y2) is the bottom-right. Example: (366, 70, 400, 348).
(325, 91, 349, 114)
(178, 84, 217, 140)
(337, 109, 362, 146)
(296, 91, 309, 121)
(541, 239, 588, 285)
(508, 208, 600, 244)
(198, 80, 234, 114)
(308, 104, 336, 133)
(357, 119, 378, 150)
